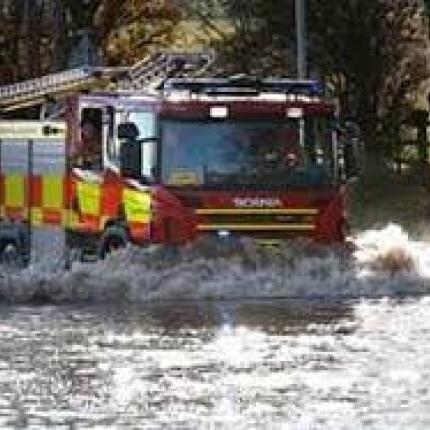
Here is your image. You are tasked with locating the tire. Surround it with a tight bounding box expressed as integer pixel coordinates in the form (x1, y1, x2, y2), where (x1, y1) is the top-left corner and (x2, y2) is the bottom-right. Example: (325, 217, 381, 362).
(97, 225, 129, 260)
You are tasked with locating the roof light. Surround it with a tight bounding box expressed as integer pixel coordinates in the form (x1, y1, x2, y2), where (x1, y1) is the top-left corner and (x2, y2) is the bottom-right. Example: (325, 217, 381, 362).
(286, 107, 304, 119)
(210, 105, 229, 118)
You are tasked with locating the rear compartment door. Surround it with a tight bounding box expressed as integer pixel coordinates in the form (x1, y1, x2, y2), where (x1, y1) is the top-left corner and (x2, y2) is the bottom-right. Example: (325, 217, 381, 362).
(0, 121, 67, 268)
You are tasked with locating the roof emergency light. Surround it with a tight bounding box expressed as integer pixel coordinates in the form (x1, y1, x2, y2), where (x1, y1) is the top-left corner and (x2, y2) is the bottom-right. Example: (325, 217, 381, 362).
(164, 78, 325, 97)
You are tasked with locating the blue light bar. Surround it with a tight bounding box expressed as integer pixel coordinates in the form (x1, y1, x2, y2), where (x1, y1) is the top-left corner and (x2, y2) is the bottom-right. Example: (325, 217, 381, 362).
(163, 77, 325, 97)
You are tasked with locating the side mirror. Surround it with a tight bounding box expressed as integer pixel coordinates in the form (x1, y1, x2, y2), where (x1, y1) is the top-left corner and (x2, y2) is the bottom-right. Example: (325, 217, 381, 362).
(342, 137, 362, 181)
(120, 138, 141, 179)
(118, 122, 139, 140)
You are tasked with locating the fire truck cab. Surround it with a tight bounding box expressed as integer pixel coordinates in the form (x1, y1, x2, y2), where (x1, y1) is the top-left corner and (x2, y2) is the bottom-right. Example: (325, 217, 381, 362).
(67, 77, 351, 251)
(0, 56, 357, 266)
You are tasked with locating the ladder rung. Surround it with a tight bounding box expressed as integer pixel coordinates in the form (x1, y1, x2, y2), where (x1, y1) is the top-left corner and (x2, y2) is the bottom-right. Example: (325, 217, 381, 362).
(0, 51, 216, 110)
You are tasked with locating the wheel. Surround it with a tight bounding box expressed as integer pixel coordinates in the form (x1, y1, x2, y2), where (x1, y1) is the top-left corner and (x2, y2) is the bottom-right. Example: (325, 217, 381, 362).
(97, 225, 129, 260)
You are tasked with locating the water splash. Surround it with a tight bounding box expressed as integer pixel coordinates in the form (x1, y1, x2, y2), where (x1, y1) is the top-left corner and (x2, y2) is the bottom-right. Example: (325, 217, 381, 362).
(1, 224, 430, 303)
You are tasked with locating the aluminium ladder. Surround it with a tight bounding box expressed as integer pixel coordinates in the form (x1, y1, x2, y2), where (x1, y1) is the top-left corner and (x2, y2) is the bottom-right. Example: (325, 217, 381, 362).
(0, 51, 215, 112)
(123, 51, 215, 90)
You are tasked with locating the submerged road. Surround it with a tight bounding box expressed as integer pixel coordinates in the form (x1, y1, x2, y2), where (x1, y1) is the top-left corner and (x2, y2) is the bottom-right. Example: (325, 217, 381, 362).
(0, 299, 428, 429)
(0, 224, 429, 428)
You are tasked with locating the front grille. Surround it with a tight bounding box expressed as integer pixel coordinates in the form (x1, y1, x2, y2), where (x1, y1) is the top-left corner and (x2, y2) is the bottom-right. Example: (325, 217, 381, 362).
(195, 208, 318, 238)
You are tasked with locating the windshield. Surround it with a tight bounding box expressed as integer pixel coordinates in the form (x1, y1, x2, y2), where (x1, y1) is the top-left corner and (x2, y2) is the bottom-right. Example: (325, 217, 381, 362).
(160, 118, 334, 188)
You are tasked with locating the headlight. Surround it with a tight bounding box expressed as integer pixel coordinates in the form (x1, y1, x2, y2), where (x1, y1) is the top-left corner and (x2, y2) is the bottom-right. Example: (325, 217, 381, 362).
(217, 230, 231, 238)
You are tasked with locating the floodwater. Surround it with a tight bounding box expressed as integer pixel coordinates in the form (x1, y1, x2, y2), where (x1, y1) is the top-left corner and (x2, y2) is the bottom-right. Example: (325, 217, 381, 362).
(0, 224, 430, 429)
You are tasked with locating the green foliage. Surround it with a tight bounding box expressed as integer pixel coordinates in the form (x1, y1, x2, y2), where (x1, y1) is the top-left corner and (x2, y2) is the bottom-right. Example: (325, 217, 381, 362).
(98, 0, 181, 65)
(0, 0, 69, 83)
(1, 0, 430, 168)
(195, 0, 430, 160)
(0, 0, 182, 82)
(193, 0, 296, 75)
(60, 0, 102, 29)
(309, 0, 430, 148)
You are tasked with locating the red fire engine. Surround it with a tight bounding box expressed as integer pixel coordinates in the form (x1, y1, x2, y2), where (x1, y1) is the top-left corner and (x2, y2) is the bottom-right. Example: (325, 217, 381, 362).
(0, 53, 356, 266)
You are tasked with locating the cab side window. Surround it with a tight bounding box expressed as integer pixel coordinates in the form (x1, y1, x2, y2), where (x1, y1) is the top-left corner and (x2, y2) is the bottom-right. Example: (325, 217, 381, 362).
(78, 108, 103, 170)
(128, 111, 156, 178)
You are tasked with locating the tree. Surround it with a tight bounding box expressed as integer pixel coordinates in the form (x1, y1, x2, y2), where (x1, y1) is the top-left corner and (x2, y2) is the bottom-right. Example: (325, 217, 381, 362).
(186, 0, 296, 75)
(191, 0, 429, 164)
(97, 0, 181, 65)
(308, 0, 430, 166)
(60, 0, 103, 66)
(0, 0, 182, 84)
(0, 0, 68, 84)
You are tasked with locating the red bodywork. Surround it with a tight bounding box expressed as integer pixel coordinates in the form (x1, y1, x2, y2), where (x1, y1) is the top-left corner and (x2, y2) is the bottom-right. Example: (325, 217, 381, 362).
(64, 92, 345, 246)
(150, 187, 345, 245)
(150, 98, 345, 245)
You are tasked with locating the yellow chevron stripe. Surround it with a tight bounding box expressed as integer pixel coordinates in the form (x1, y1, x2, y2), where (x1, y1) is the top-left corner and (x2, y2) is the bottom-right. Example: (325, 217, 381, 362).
(43, 175, 63, 209)
(5, 174, 25, 208)
(30, 207, 43, 226)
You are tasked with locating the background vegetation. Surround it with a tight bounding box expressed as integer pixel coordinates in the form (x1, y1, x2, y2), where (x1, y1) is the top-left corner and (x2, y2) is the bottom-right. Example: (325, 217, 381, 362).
(1, 0, 430, 175)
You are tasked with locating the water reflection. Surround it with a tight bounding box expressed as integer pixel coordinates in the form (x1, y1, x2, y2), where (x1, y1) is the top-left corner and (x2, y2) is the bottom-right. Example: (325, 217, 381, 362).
(142, 299, 354, 333)
(0, 300, 355, 428)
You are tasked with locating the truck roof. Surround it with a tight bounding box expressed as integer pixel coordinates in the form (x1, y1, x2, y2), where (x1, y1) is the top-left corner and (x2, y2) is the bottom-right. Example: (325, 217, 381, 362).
(75, 82, 335, 118)
(162, 77, 325, 97)
(78, 76, 330, 106)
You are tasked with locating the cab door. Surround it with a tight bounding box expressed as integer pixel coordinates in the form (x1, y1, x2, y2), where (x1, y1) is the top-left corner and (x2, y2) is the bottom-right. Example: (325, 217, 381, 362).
(75, 103, 115, 172)
(0, 121, 67, 268)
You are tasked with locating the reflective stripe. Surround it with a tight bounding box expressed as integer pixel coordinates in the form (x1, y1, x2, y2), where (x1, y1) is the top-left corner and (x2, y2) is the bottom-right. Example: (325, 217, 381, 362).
(77, 214, 100, 232)
(31, 207, 43, 226)
(43, 209, 62, 224)
(99, 216, 110, 231)
(196, 208, 319, 215)
(0, 122, 66, 139)
(42, 175, 63, 209)
(128, 222, 149, 241)
(63, 209, 80, 228)
(4, 207, 24, 219)
(197, 224, 316, 231)
(0, 174, 95, 229)
(5, 174, 25, 207)
(0, 175, 152, 235)
(122, 188, 151, 223)
(3, 207, 80, 227)
(256, 239, 283, 247)
(77, 181, 100, 216)
(1, 174, 87, 228)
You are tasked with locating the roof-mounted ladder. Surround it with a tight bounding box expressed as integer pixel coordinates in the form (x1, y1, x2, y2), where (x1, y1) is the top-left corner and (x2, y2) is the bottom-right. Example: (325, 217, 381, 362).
(0, 67, 127, 112)
(119, 51, 215, 90)
(0, 51, 215, 112)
